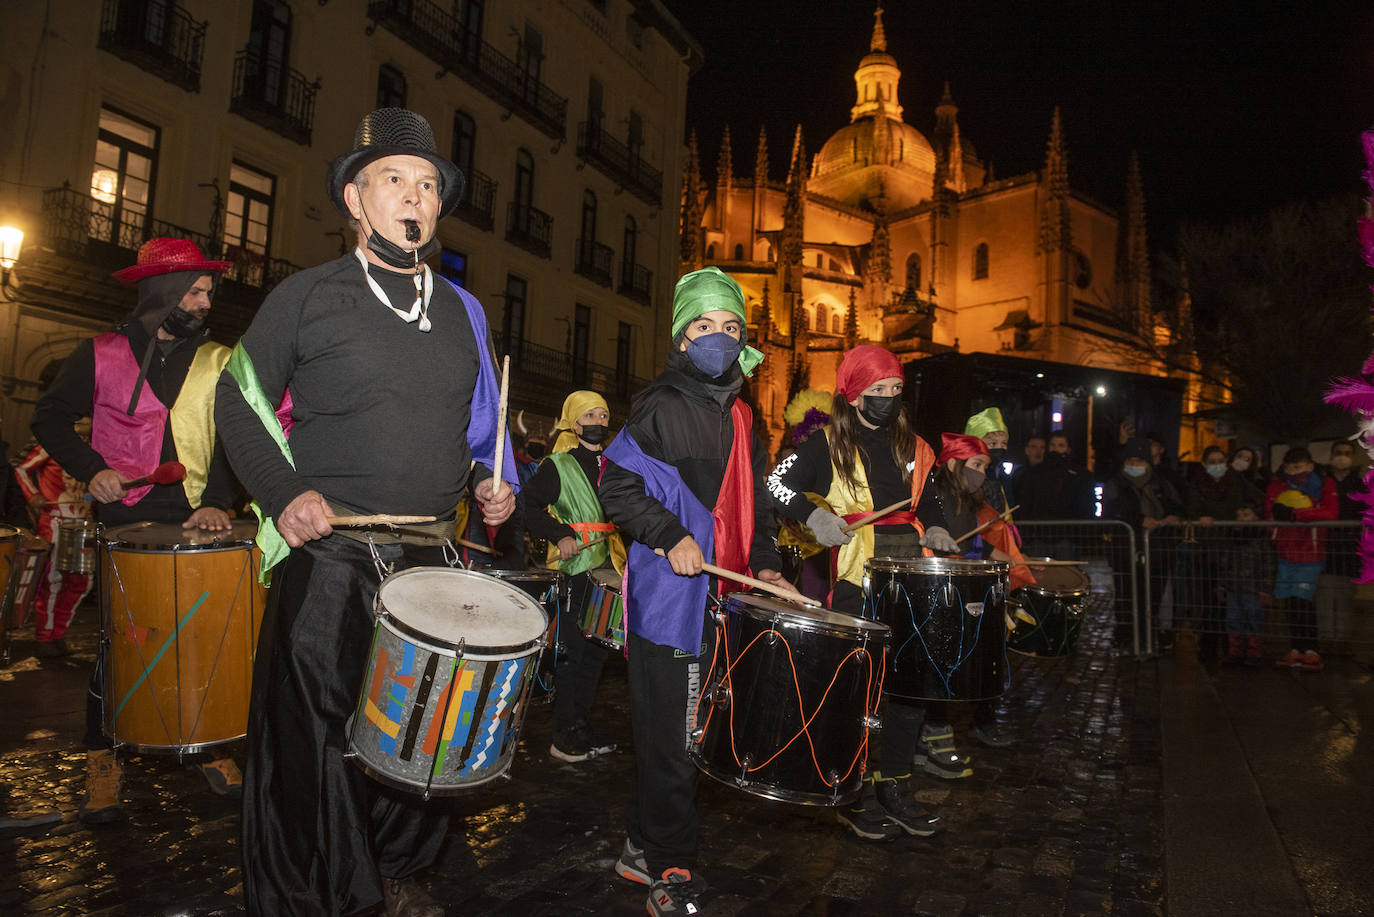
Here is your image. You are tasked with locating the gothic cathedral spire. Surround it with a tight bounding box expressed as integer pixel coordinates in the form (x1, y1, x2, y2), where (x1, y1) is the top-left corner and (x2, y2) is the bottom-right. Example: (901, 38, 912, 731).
(681, 130, 704, 270)
(1039, 107, 1071, 253)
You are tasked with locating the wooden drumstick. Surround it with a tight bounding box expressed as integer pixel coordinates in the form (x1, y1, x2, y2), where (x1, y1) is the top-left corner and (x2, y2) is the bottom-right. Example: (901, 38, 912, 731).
(490, 354, 510, 499)
(454, 535, 502, 557)
(952, 504, 1020, 545)
(576, 534, 612, 553)
(840, 496, 913, 534)
(327, 514, 438, 527)
(653, 548, 820, 605)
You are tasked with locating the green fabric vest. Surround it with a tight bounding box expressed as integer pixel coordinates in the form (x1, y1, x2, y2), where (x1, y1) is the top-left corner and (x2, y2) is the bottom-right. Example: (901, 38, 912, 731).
(547, 452, 612, 575)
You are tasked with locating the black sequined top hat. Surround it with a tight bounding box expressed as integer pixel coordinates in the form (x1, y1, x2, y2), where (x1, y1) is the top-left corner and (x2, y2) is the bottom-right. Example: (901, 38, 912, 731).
(328, 108, 464, 219)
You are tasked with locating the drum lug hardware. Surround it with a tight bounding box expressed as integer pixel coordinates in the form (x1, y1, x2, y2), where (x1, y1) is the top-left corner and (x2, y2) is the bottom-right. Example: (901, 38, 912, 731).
(454, 637, 466, 658)
(736, 753, 752, 785)
(825, 768, 841, 789)
(707, 683, 731, 709)
(940, 581, 955, 607)
(863, 714, 882, 731)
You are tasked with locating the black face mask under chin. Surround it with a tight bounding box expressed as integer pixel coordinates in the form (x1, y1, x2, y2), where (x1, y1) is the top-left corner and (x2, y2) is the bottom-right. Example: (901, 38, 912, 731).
(858, 394, 900, 428)
(360, 202, 437, 268)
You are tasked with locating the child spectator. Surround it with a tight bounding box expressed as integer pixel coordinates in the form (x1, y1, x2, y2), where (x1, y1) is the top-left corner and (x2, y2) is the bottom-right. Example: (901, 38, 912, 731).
(1266, 447, 1338, 672)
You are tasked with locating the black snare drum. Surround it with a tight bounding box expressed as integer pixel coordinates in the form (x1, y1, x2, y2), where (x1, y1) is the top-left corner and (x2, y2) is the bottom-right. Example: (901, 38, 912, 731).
(864, 556, 1009, 702)
(691, 593, 889, 806)
(1007, 560, 1090, 657)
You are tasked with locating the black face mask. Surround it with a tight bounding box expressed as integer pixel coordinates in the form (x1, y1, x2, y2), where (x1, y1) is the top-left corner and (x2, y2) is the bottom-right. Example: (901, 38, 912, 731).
(987, 447, 1007, 464)
(160, 307, 205, 339)
(1044, 451, 1068, 466)
(858, 395, 900, 428)
(360, 205, 437, 268)
(525, 442, 547, 460)
(578, 425, 609, 446)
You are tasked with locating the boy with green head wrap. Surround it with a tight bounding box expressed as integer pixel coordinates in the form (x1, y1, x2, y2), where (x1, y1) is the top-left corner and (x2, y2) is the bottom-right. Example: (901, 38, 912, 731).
(599, 266, 795, 915)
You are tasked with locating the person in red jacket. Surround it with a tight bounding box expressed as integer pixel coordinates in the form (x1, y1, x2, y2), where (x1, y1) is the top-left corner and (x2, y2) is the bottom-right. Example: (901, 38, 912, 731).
(13, 423, 94, 655)
(1265, 446, 1338, 671)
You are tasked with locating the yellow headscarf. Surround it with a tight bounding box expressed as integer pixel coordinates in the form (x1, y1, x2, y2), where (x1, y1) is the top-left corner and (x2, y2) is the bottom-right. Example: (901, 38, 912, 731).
(552, 390, 610, 453)
(964, 407, 1007, 440)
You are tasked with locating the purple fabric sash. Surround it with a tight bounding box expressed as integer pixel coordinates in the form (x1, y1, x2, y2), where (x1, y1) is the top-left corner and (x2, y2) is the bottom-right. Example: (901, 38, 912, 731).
(603, 430, 714, 654)
(91, 333, 165, 505)
(436, 276, 520, 491)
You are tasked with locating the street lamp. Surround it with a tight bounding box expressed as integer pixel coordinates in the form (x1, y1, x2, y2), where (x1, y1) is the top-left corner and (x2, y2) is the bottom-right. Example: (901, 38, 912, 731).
(0, 225, 23, 290)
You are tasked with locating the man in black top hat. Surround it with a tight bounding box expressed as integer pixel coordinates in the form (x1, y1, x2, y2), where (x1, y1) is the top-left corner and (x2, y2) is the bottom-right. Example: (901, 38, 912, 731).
(216, 108, 515, 917)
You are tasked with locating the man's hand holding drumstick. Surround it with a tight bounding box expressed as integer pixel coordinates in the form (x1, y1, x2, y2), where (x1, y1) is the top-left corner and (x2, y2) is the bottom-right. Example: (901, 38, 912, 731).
(476, 353, 517, 527)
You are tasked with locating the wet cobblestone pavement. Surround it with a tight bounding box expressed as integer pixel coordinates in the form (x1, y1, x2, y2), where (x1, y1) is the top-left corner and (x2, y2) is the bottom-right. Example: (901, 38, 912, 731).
(0, 597, 1168, 915)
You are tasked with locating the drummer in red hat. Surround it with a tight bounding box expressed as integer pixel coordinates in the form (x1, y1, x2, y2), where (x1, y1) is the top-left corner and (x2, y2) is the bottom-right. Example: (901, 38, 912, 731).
(31, 237, 242, 821)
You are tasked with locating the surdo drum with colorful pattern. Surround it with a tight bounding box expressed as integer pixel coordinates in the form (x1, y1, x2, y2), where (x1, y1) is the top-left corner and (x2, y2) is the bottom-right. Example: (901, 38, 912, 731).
(348, 567, 549, 798)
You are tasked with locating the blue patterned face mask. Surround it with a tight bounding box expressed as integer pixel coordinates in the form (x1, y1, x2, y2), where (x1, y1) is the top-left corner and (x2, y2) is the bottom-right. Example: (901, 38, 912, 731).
(685, 332, 743, 377)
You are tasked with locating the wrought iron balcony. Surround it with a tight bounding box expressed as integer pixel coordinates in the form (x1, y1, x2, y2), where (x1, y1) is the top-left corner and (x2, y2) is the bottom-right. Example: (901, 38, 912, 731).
(492, 333, 648, 410)
(506, 202, 553, 259)
(98, 0, 206, 93)
(229, 49, 317, 146)
(451, 169, 497, 231)
(576, 121, 663, 206)
(575, 238, 614, 286)
(619, 262, 653, 306)
(366, 0, 568, 141)
(40, 185, 301, 295)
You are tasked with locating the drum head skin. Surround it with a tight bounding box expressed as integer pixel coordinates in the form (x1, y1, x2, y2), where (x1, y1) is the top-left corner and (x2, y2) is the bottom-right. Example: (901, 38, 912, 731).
(1019, 559, 1090, 597)
(380, 567, 549, 656)
(590, 567, 622, 590)
(867, 556, 1010, 577)
(730, 592, 888, 638)
(102, 520, 258, 551)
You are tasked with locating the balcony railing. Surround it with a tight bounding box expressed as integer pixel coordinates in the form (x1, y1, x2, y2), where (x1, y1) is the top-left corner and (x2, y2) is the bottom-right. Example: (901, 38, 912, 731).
(576, 121, 663, 206)
(451, 169, 497, 231)
(493, 333, 648, 406)
(366, 0, 568, 141)
(575, 238, 613, 286)
(229, 49, 317, 146)
(506, 202, 553, 259)
(41, 185, 301, 296)
(619, 262, 653, 306)
(98, 0, 206, 93)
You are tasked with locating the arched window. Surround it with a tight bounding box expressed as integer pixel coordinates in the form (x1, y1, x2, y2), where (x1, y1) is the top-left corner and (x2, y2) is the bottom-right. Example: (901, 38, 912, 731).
(706, 243, 716, 259)
(816, 303, 829, 331)
(733, 243, 744, 260)
(377, 65, 407, 108)
(905, 252, 921, 290)
(973, 242, 989, 280)
(831, 313, 842, 334)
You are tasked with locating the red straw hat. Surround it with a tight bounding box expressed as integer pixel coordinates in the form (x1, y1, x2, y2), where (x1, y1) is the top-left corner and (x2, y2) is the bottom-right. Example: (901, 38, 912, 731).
(112, 238, 232, 285)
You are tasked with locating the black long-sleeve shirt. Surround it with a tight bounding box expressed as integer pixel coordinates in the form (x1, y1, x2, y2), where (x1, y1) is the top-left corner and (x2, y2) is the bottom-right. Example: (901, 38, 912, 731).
(31, 325, 236, 526)
(599, 354, 780, 574)
(523, 445, 605, 543)
(766, 425, 946, 535)
(214, 254, 492, 519)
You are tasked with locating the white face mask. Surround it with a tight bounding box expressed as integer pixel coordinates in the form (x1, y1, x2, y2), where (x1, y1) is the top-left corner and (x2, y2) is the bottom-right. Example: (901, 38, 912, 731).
(1204, 463, 1227, 480)
(1122, 464, 1148, 479)
(1330, 455, 1353, 470)
(1231, 458, 1252, 472)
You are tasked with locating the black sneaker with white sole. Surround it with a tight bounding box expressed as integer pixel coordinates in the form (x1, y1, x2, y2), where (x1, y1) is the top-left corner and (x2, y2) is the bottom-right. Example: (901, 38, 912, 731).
(549, 722, 616, 762)
(835, 782, 902, 841)
(872, 772, 943, 837)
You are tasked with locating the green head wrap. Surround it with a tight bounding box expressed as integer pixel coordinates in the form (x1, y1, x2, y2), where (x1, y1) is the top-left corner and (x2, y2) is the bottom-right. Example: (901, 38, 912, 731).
(671, 267, 764, 377)
(964, 406, 1008, 440)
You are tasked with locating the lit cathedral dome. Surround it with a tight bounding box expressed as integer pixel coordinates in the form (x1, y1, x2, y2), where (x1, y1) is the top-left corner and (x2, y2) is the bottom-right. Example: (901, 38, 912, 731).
(808, 6, 936, 210)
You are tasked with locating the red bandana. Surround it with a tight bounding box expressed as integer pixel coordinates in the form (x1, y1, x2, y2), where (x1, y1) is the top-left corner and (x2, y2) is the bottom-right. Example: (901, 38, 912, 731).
(938, 433, 989, 464)
(835, 345, 904, 400)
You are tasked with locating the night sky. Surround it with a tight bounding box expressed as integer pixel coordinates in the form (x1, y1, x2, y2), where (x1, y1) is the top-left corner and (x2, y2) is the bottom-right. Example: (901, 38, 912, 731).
(662, 0, 1374, 245)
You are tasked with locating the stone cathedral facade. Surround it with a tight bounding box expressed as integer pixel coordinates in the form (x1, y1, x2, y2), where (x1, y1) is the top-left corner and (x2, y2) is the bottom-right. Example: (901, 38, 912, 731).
(681, 8, 1182, 451)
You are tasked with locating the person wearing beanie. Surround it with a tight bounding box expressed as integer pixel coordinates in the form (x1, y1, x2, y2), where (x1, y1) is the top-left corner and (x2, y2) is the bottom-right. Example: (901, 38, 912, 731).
(765, 344, 951, 842)
(215, 108, 514, 917)
(523, 390, 626, 762)
(30, 237, 242, 824)
(599, 266, 789, 916)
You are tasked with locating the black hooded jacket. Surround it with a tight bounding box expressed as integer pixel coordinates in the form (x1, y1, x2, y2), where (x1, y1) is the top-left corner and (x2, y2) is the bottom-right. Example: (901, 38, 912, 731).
(599, 351, 780, 575)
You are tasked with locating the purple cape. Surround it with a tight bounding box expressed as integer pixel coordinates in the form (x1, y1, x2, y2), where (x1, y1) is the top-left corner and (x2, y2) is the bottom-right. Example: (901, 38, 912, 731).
(438, 276, 519, 492)
(603, 430, 714, 654)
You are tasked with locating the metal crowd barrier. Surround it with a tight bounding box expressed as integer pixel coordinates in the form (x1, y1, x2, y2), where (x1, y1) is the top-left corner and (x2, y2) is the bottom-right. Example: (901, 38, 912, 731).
(1013, 520, 1142, 656)
(1142, 520, 1363, 659)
